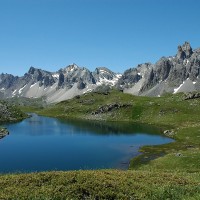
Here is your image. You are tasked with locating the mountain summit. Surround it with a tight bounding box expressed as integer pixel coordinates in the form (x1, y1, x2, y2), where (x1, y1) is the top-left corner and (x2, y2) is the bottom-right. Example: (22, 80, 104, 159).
(0, 42, 200, 102)
(119, 42, 200, 96)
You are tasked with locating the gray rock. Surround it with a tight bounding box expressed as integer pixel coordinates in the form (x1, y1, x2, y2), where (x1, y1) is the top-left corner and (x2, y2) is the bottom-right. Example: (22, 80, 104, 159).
(175, 153, 182, 157)
(91, 103, 131, 115)
(123, 42, 200, 97)
(77, 80, 86, 90)
(58, 72, 64, 87)
(184, 92, 200, 100)
(177, 45, 186, 60)
(182, 41, 193, 58)
(163, 130, 175, 137)
(0, 127, 9, 139)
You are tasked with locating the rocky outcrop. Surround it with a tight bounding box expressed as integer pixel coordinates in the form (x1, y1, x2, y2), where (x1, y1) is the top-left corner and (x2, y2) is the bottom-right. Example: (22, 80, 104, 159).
(77, 80, 86, 90)
(58, 72, 65, 87)
(0, 127, 9, 139)
(163, 130, 176, 138)
(91, 103, 131, 115)
(177, 45, 186, 60)
(183, 92, 200, 100)
(182, 41, 193, 58)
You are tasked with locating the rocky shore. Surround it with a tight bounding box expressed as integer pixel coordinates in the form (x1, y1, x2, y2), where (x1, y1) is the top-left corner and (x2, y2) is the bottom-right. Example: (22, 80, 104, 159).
(0, 127, 9, 139)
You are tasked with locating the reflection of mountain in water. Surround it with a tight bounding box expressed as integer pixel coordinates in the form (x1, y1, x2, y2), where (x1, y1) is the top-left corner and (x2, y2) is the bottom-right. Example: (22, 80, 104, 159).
(1, 114, 173, 172)
(58, 118, 164, 136)
(11, 114, 165, 137)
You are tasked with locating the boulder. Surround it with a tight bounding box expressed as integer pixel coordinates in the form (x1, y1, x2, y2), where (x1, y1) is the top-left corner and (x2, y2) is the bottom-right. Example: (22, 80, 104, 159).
(163, 130, 175, 137)
(0, 127, 9, 139)
(184, 92, 200, 100)
(91, 103, 131, 115)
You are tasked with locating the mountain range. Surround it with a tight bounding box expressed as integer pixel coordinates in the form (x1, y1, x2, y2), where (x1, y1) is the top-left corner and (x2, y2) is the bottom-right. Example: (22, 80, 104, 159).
(0, 41, 200, 103)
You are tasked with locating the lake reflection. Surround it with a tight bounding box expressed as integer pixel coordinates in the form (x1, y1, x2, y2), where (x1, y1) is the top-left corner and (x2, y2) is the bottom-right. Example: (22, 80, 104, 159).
(0, 114, 173, 173)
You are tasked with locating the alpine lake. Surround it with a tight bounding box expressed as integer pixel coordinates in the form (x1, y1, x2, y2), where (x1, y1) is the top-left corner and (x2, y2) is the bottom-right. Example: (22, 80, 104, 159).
(0, 114, 173, 173)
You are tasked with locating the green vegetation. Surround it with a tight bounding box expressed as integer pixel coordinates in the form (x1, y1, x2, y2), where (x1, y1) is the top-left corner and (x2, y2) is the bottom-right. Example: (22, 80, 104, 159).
(1, 91, 200, 199)
(0, 170, 200, 200)
(37, 90, 135, 121)
(0, 100, 27, 123)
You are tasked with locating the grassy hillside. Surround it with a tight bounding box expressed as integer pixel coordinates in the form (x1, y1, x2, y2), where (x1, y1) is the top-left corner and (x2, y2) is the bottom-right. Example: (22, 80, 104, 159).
(34, 90, 199, 126)
(35, 90, 134, 121)
(2, 91, 200, 199)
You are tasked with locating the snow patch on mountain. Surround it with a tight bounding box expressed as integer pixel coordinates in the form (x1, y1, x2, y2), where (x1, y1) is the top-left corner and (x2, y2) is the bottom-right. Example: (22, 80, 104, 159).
(174, 82, 184, 94)
(19, 85, 27, 94)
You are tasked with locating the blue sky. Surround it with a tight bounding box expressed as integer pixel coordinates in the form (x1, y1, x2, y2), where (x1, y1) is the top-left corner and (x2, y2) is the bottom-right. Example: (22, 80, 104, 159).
(0, 0, 200, 76)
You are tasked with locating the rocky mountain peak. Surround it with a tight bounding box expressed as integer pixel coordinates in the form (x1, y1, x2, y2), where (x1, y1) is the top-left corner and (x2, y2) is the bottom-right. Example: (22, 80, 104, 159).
(28, 66, 36, 74)
(95, 67, 112, 74)
(182, 41, 193, 58)
(177, 42, 193, 60)
(177, 45, 186, 60)
(93, 67, 121, 86)
(62, 63, 79, 74)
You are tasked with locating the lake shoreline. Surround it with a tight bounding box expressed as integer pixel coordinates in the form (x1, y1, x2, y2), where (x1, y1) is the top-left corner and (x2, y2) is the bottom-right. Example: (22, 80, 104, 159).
(0, 114, 172, 173)
(32, 112, 176, 170)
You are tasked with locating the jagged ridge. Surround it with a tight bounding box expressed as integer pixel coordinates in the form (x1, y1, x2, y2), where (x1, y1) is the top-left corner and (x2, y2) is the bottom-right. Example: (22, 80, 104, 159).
(119, 42, 200, 96)
(0, 42, 200, 102)
(0, 64, 121, 103)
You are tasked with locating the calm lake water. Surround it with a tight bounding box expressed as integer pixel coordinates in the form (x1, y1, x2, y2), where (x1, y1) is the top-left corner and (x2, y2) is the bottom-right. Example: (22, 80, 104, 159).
(0, 114, 173, 173)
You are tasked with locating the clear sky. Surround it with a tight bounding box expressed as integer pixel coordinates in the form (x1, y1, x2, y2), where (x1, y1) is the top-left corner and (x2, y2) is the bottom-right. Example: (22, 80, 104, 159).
(0, 0, 200, 76)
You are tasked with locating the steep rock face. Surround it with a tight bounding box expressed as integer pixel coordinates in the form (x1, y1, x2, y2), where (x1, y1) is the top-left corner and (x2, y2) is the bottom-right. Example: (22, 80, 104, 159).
(26, 67, 55, 87)
(182, 41, 193, 58)
(56, 64, 96, 89)
(117, 67, 141, 88)
(123, 42, 200, 96)
(0, 74, 19, 89)
(177, 45, 186, 60)
(117, 63, 152, 95)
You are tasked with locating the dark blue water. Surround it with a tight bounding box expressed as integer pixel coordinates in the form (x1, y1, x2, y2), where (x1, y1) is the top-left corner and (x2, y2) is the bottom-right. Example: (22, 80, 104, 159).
(0, 114, 173, 173)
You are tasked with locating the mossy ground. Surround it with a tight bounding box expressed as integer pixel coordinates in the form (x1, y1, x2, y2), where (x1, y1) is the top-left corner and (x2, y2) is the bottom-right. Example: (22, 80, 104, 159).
(3, 91, 200, 199)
